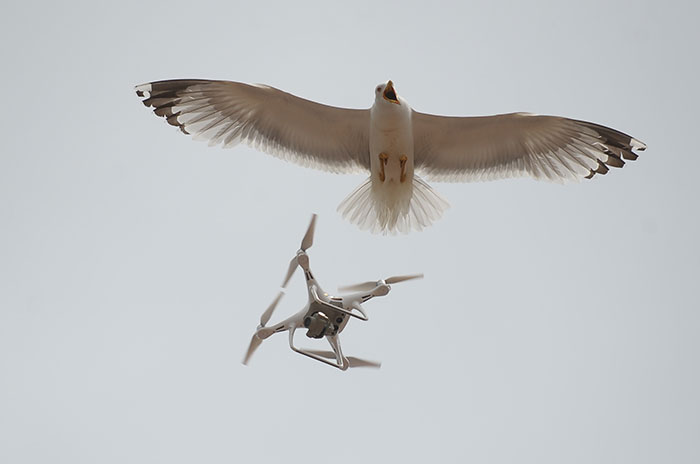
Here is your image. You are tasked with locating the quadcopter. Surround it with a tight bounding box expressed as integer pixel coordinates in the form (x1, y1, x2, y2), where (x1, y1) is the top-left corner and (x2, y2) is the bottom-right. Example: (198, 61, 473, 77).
(242, 214, 422, 370)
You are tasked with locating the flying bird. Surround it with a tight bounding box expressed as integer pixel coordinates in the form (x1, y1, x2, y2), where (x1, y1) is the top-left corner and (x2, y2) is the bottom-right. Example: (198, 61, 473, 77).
(135, 79, 646, 233)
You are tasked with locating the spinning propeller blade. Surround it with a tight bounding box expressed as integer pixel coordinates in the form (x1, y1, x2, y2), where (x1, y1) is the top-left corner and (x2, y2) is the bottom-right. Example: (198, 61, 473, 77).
(243, 334, 263, 366)
(301, 214, 317, 251)
(338, 281, 378, 293)
(338, 273, 424, 293)
(385, 274, 424, 284)
(346, 357, 382, 369)
(260, 291, 284, 326)
(244, 292, 284, 366)
(281, 256, 298, 288)
(305, 350, 382, 369)
(280, 214, 317, 288)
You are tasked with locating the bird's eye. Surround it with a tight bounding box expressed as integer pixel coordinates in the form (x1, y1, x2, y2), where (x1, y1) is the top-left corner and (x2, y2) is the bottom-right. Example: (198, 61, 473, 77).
(376, 86, 381, 92)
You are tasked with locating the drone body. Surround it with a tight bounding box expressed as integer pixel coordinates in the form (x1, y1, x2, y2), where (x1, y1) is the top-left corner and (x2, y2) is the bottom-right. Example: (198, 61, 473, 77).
(243, 214, 421, 370)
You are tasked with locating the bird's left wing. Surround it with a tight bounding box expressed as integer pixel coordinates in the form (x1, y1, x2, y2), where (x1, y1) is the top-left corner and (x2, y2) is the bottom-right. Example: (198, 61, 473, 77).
(412, 111, 646, 182)
(136, 79, 370, 173)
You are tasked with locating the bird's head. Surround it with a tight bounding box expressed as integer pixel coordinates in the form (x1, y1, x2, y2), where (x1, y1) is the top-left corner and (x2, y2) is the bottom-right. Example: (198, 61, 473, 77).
(375, 80, 400, 106)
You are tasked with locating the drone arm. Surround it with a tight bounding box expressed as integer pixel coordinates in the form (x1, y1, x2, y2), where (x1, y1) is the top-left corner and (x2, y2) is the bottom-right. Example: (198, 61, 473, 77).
(350, 301, 368, 319)
(258, 311, 306, 340)
(288, 327, 348, 370)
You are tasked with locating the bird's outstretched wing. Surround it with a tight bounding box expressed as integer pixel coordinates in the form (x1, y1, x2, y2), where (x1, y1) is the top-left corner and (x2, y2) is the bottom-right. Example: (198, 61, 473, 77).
(412, 112, 646, 182)
(135, 79, 371, 173)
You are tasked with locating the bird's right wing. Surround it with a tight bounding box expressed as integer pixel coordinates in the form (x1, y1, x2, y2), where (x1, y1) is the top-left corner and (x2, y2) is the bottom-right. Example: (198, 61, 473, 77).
(136, 79, 371, 174)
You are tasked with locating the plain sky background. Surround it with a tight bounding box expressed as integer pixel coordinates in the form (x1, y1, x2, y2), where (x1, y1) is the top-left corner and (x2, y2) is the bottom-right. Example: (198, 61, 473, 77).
(1, 0, 698, 462)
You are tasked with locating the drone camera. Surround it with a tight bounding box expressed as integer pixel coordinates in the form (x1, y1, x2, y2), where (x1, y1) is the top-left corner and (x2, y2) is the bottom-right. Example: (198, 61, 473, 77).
(304, 311, 333, 339)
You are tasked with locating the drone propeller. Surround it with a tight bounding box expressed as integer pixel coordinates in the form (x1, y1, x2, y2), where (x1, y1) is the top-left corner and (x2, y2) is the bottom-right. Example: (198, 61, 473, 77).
(243, 291, 284, 366)
(386, 274, 424, 285)
(345, 357, 382, 369)
(305, 349, 382, 369)
(281, 256, 298, 288)
(338, 273, 424, 293)
(260, 291, 283, 327)
(281, 214, 317, 288)
(301, 214, 316, 251)
(242, 334, 263, 366)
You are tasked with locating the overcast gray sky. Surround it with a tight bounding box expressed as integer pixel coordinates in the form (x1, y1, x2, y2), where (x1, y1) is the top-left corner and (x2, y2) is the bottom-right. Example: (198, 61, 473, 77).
(1, 0, 698, 462)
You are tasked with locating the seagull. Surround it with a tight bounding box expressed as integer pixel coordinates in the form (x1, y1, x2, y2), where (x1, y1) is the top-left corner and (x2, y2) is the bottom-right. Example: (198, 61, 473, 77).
(135, 79, 646, 234)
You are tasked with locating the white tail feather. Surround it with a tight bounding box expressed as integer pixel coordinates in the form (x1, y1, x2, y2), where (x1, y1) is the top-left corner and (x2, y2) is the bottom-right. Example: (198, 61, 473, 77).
(337, 175, 449, 234)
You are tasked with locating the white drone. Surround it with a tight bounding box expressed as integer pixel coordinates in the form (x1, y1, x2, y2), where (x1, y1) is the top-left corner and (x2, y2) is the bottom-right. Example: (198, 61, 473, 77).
(242, 214, 422, 370)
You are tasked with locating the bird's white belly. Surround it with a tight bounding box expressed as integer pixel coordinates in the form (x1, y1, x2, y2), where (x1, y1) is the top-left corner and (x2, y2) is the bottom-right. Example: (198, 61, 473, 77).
(337, 98, 449, 234)
(369, 125, 414, 185)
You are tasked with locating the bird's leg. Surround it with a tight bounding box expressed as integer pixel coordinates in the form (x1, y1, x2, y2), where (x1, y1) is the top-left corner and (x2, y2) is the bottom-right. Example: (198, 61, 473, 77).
(378, 152, 388, 182)
(399, 155, 407, 183)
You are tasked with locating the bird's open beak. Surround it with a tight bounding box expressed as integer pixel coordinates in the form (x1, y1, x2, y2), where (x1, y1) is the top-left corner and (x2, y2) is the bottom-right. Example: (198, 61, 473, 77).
(383, 80, 399, 104)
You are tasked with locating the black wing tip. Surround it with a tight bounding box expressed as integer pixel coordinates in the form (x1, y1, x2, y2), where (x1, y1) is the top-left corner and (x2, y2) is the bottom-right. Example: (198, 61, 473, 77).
(134, 81, 191, 133)
(631, 138, 647, 151)
(579, 120, 647, 180)
(134, 83, 151, 97)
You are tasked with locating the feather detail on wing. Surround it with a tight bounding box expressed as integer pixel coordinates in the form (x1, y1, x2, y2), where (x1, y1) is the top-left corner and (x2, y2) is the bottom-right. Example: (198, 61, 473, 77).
(135, 79, 371, 174)
(412, 112, 646, 183)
